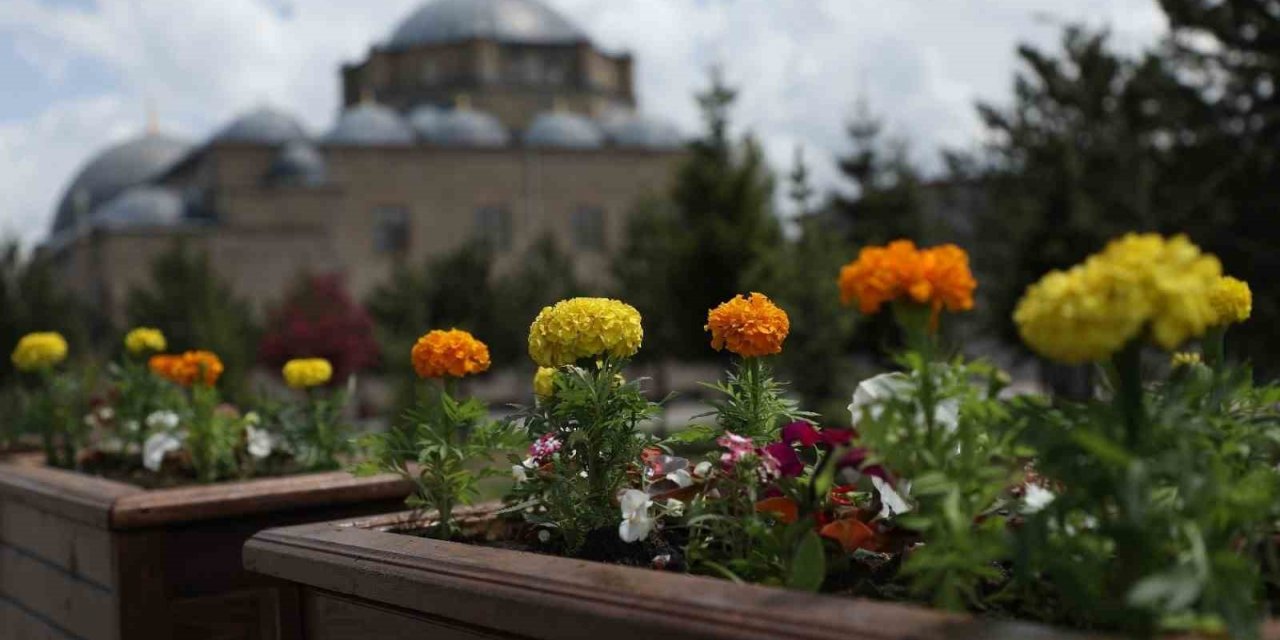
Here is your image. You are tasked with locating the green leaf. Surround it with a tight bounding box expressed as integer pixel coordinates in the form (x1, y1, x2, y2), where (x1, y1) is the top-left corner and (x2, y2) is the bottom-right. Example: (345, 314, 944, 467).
(786, 530, 826, 592)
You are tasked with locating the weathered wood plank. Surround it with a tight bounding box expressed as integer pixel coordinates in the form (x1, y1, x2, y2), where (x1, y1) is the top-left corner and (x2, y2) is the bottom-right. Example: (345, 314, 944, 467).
(246, 511, 1085, 640)
(0, 461, 139, 528)
(0, 500, 115, 588)
(0, 596, 76, 640)
(171, 587, 297, 640)
(0, 544, 117, 640)
(302, 590, 517, 640)
(111, 471, 411, 529)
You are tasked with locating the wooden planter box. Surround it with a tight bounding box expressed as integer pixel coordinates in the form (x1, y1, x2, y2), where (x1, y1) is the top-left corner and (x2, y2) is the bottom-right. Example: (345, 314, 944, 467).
(0, 455, 411, 640)
(243, 510, 1105, 640)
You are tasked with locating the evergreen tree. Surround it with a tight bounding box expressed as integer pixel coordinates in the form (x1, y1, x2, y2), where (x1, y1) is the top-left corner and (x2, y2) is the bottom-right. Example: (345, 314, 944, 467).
(125, 242, 258, 398)
(832, 101, 927, 245)
(626, 71, 780, 360)
(491, 235, 586, 364)
(0, 240, 93, 386)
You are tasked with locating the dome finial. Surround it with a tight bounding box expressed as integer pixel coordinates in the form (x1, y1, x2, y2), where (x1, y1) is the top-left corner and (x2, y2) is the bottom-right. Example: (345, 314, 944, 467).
(146, 98, 159, 134)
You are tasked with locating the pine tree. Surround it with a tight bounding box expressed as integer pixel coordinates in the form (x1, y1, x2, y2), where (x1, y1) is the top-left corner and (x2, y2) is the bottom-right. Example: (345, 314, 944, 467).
(832, 101, 927, 246)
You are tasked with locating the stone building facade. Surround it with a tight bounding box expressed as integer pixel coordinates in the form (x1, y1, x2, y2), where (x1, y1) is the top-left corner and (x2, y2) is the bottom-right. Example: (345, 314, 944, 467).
(41, 0, 684, 324)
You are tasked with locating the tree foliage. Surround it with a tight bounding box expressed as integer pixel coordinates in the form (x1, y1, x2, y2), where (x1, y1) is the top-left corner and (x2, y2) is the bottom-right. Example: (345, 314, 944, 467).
(258, 274, 379, 384)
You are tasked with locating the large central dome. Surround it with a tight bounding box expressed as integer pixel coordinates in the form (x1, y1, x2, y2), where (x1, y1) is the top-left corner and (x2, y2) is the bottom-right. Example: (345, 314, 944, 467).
(387, 0, 588, 49)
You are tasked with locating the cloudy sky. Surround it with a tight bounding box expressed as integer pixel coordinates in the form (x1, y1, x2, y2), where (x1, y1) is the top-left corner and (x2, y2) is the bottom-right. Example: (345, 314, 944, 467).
(0, 0, 1166, 245)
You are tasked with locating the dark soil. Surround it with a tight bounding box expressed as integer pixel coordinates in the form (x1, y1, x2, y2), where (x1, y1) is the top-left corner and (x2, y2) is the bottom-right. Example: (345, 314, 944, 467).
(77, 449, 306, 489)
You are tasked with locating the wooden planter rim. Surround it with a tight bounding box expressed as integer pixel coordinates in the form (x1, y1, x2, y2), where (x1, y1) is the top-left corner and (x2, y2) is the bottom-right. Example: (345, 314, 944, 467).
(244, 509, 1089, 640)
(0, 453, 410, 530)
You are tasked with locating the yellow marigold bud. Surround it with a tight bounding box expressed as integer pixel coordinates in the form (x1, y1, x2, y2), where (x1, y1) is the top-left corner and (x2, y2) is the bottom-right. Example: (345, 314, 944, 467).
(11, 332, 68, 372)
(1171, 352, 1202, 368)
(124, 327, 167, 355)
(283, 358, 333, 389)
(705, 292, 790, 358)
(1208, 276, 1251, 326)
(533, 367, 556, 398)
(1014, 233, 1222, 363)
(412, 329, 491, 378)
(528, 298, 643, 367)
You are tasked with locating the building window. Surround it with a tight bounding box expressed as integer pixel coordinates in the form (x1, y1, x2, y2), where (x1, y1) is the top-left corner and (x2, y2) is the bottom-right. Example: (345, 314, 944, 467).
(571, 206, 606, 251)
(474, 205, 512, 250)
(374, 206, 410, 254)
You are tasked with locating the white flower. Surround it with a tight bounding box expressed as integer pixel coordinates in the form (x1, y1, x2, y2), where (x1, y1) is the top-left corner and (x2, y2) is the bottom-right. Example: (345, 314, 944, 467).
(1022, 484, 1056, 514)
(512, 464, 529, 484)
(143, 431, 183, 472)
(145, 410, 180, 431)
(97, 406, 114, 421)
(244, 411, 261, 427)
(693, 461, 713, 478)
(666, 468, 693, 488)
(123, 419, 141, 434)
(537, 529, 551, 543)
(664, 498, 685, 517)
(618, 489, 654, 543)
(245, 425, 273, 459)
(871, 475, 912, 519)
(83, 414, 97, 427)
(579, 470, 589, 479)
(848, 372, 958, 433)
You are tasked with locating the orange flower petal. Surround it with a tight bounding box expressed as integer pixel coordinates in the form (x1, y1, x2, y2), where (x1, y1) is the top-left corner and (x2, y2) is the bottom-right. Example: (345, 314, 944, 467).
(819, 517, 877, 552)
(755, 496, 799, 524)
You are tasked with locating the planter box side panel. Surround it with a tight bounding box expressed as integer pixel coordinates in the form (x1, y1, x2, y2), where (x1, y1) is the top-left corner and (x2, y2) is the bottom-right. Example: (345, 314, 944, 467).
(0, 493, 121, 640)
(301, 589, 521, 640)
(246, 516, 1082, 640)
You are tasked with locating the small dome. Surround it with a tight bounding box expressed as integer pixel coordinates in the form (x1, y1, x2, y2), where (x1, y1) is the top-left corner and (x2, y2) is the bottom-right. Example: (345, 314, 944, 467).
(267, 141, 327, 186)
(324, 103, 415, 146)
(427, 109, 510, 147)
(608, 114, 683, 149)
(215, 106, 308, 144)
(51, 132, 191, 234)
(408, 105, 446, 140)
(524, 112, 604, 149)
(388, 0, 588, 50)
(92, 186, 186, 229)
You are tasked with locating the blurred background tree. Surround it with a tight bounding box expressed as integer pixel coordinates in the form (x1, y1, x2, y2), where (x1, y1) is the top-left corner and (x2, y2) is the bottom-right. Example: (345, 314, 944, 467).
(125, 242, 258, 399)
(0, 240, 93, 388)
(258, 274, 379, 385)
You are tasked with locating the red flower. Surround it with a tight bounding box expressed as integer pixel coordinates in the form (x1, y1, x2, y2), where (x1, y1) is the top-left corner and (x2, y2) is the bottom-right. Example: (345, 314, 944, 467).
(762, 442, 804, 478)
(782, 421, 821, 447)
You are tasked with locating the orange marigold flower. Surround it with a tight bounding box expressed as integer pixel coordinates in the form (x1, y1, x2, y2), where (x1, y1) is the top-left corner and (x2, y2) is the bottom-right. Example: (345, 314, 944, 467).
(149, 351, 224, 387)
(411, 329, 491, 379)
(837, 239, 976, 317)
(705, 292, 790, 357)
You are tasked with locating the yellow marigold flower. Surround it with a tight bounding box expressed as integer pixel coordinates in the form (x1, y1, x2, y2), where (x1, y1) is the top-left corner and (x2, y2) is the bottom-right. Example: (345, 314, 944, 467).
(149, 350, 224, 387)
(412, 329, 491, 378)
(838, 240, 977, 318)
(283, 358, 333, 389)
(705, 292, 790, 357)
(124, 327, 167, 355)
(528, 298, 643, 367)
(11, 332, 68, 372)
(1171, 352, 1202, 368)
(1015, 233, 1222, 363)
(533, 367, 557, 398)
(1208, 276, 1251, 326)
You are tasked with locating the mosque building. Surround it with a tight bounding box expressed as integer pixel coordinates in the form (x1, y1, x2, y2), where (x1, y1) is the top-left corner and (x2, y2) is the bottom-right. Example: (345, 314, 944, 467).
(41, 0, 685, 323)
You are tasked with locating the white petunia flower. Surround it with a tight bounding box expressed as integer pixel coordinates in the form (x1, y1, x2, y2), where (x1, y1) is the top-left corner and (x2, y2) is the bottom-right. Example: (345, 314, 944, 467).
(512, 464, 529, 484)
(245, 425, 273, 459)
(871, 475, 912, 519)
(143, 431, 183, 472)
(666, 468, 693, 488)
(145, 410, 180, 431)
(618, 489, 654, 543)
(1022, 484, 1056, 514)
(848, 372, 958, 433)
(693, 461, 713, 479)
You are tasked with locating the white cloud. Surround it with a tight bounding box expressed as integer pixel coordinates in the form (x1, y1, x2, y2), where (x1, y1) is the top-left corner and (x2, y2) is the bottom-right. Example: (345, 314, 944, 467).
(0, 0, 1166, 242)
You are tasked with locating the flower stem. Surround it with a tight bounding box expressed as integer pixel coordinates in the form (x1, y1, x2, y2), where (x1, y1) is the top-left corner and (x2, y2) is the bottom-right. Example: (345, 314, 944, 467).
(1111, 342, 1145, 450)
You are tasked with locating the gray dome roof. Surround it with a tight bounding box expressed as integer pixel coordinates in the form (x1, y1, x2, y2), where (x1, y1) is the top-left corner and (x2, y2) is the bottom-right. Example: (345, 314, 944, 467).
(427, 109, 510, 147)
(388, 0, 587, 49)
(324, 103, 415, 146)
(92, 186, 186, 229)
(408, 105, 446, 140)
(215, 106, 308, 144)
(524, 112, 604, 149)
(267, 141, 327, 186)
(51, 132, 191, 234)
(608, 114, 683, 149)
